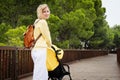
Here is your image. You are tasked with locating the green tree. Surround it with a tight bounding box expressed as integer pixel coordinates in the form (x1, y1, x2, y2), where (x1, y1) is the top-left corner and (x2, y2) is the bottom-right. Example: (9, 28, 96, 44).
(112, 25, 120, 48)
(0, 0, 42, 27)
(0, 0, 114, 49)
(4, 26, 26, 47)
(0, 23, 12, 46)
(88, 0, 110, 49)
(56, 0, 96, 49)
(58, 8, 95, 48)
(17, 15, 34, 26)
(48, 14, 62, 45)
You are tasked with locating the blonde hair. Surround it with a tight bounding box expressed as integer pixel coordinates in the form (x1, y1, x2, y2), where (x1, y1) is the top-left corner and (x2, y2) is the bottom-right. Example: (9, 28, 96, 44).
(37, 4, 49, 19)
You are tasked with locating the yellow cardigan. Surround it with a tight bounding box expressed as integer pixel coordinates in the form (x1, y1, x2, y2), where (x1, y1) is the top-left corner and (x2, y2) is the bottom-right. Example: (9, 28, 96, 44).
(33, 19, 64, 71)
(34, 19, 52, 48)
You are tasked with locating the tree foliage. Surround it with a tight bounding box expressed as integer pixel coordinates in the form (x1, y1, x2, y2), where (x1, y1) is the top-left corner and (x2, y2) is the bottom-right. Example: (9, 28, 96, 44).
(88, 0, 110, 49)
(4, 26, 26, 47)
(0, 23, 12, 46)
(0, 0, 119, 49)
(112, 25, 120, 48)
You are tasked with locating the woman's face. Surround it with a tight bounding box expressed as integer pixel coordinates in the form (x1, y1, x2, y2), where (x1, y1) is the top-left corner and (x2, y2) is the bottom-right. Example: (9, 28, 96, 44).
(42, 7, 50, 19)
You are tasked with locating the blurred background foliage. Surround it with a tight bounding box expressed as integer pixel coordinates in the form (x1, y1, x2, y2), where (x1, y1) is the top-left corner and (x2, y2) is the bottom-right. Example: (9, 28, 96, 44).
(0, 0, 120, 50)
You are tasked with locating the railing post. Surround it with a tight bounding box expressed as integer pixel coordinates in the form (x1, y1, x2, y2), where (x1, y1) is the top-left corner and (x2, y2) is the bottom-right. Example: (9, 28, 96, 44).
(0, 49, 2, 80)
(117, 48, 120, 64)
(11, 47, 18, 80)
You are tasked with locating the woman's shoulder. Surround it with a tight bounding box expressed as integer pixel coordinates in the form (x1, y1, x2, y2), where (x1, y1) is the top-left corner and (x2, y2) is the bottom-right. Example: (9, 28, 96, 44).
(39, 19, 47, 24)
(34, 19, 47, 24)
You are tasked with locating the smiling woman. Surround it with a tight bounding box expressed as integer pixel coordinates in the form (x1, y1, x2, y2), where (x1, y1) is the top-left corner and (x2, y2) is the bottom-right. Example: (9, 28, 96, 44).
(102, 0, 120, 27)
(31, 4, 52, 80)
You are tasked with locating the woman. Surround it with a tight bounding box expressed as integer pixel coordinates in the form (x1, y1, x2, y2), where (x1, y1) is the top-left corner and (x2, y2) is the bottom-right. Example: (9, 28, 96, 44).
(31, 4, 52, 80)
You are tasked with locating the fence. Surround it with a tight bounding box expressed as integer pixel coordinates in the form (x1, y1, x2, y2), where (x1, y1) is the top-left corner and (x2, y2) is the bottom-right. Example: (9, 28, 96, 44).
(0, 47, 33, 80)
(62, 49, 108, 63)
(0, 46, 108, 80)
(117, 48, 120, 64)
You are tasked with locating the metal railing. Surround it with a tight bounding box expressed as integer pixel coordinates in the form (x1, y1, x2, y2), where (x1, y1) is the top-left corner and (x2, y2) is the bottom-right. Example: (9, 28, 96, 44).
(0, 46, 108, 80)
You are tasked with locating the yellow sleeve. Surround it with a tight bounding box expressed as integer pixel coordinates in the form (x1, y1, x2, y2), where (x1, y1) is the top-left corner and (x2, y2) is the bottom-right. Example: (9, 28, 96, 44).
(37, 20, 52, 47)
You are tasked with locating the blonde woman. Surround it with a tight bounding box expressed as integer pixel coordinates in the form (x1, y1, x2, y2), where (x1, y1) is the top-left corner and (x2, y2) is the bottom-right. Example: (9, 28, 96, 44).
(31, 4, 52, 80)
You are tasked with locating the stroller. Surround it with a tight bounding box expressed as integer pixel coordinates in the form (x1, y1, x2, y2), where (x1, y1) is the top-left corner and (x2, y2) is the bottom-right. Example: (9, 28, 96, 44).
(47, 45, 72, 80)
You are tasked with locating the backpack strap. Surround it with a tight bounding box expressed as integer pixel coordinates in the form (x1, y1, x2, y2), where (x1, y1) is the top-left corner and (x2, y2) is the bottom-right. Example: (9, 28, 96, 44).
(32, 19, 42, 48)
(32, 33, 42, 47)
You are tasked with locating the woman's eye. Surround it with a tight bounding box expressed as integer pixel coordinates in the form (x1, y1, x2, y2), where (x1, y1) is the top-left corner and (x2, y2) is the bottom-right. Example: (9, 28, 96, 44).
(43, 10, 49, 13)
(47, 11, 49, 13)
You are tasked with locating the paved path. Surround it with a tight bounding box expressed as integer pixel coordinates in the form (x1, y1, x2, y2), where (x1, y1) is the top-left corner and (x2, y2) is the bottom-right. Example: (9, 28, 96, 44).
(21, 54, 120, 80)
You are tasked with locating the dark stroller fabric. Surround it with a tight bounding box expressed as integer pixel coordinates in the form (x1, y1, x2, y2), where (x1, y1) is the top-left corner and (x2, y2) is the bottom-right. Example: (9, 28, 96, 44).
(48, 46, 72, 80)
(48, 63, 72, 80)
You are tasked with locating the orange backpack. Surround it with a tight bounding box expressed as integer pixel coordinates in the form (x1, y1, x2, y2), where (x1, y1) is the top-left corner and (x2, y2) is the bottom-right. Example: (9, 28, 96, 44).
(23, 25, 42, 48)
